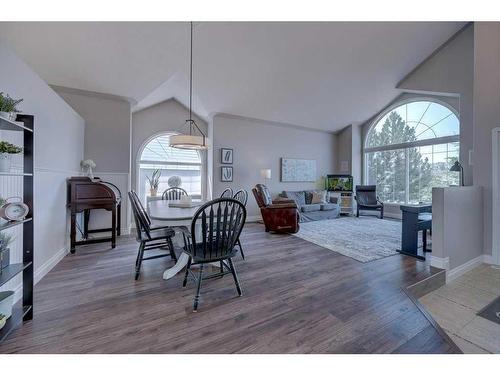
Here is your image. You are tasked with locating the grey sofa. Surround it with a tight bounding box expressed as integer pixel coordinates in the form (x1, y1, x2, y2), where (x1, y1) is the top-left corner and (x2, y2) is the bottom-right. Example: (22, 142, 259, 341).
(280, 190, 340, 222)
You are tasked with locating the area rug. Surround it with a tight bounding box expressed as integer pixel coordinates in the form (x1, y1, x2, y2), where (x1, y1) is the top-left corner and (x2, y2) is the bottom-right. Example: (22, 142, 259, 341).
(292, 216, 412, 263)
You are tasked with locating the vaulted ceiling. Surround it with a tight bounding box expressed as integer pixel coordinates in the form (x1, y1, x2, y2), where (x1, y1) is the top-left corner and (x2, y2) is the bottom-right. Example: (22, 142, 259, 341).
(0, 22, 465, 131)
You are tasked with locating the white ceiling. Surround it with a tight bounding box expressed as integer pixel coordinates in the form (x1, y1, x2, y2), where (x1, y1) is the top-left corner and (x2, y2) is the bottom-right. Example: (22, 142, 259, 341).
(0, 22, 465, 131)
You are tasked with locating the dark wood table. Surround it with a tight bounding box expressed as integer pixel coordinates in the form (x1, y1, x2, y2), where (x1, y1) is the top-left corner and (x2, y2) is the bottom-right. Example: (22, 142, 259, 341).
(399, 204, 432, 260)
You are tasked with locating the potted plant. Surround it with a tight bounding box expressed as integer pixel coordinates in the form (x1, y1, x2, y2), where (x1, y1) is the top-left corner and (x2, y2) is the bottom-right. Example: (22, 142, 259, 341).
(0, 232, 14, 274)
(147, 169, 161, 197)
(80, 159, 96, 179)
(0, 141, 23, 173)
(0, 92, 23, 121)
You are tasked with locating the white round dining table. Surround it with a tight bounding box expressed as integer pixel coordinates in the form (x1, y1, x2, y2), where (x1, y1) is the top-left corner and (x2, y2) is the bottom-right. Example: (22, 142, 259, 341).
(148, 199, 206, 280)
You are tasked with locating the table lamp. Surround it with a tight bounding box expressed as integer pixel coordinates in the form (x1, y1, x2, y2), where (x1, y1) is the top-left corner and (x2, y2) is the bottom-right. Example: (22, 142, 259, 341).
(260, 168, 271, 185)
(449, 161, 464, 186)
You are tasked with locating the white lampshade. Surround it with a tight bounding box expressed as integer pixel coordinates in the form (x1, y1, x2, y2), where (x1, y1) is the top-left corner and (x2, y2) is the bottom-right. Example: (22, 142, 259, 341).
(260, 168, 271, 179)
(169, 134, 208, 150)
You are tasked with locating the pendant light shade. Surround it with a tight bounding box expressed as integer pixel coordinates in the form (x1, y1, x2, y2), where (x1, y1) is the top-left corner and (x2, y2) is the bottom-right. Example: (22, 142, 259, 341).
(170, 22, 208, 150)
(170, 133, 207, 150)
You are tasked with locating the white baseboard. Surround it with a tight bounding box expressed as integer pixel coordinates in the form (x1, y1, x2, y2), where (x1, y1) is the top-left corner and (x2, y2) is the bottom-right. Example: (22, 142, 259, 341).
(446, 255, 484, 283)
(430, 256, 450, 271)
(483, 254, 494, 265)
(11, 244, 70, 303)
(34, 245, 70, 285)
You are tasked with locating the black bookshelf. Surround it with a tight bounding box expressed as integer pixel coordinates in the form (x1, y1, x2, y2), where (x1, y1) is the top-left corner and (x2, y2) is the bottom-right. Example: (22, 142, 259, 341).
(0, 114, 34, 343)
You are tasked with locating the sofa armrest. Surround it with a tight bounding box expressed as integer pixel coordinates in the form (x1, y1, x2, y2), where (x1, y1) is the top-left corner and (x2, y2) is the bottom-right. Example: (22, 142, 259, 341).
(272, 198, 295, 205)
(267, 203, 298, 209)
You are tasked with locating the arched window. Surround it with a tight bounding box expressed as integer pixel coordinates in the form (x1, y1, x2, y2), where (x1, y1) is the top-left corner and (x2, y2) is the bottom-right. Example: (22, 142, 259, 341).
(138, 133, 202, 201)
(364, 99, 460, 204)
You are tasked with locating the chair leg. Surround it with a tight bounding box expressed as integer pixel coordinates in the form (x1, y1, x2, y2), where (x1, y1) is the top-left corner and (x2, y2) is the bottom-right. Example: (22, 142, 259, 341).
(183, 257, 192, 287)
(167, 237, 177, 262)
(356, 207, 360, 217)
(227, 258, 242, 296)
(193, 264, 204, 312)
(380, 207, 384, 219)
(135, 242, 145, 280)
(237, 238, 245, 260)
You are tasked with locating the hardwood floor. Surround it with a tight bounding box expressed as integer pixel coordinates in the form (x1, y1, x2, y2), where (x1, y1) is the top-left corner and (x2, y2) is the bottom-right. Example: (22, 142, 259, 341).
(0, 223, 459, 353)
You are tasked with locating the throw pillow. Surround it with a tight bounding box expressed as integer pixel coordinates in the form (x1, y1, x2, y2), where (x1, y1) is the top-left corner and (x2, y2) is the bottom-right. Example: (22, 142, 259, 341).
(310, 191, 323, 204)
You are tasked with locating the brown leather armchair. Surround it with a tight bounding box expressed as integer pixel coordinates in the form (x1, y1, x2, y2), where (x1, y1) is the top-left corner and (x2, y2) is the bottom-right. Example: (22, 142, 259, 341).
(252, 184, 300, 233)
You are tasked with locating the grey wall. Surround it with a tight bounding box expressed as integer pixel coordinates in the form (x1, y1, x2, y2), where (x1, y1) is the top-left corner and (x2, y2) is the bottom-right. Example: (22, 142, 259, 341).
(131, 98, 208, 197)
(212, 114, 337, 218)
(336, 125, 352, 174)
(432, 186, 483, 270)
(54, 87, 132, 173)
(0, 40, 85, 297)
(54, 87, 132, 233)
(396, 24, 474, 185)
(473, 22, 500, 257)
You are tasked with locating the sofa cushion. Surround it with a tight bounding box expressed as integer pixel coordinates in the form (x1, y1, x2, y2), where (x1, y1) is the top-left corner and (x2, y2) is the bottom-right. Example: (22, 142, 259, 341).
(320, 203, 338, 211)
(301, 204, 321, 213)
(283, 191, 306, 207)
(306, 190, 327, 204)
(311, 191, 324, 204)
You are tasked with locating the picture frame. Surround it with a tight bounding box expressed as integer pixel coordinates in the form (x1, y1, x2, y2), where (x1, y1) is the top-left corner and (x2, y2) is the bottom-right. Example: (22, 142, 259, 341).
(221, 148, 233, 164)
(280, 158, 317, 182)
(221, 166, 233, 182)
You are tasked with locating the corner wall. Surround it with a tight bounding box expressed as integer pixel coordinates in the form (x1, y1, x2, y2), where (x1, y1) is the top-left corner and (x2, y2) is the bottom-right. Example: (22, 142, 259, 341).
(212, 114, 337, 219)
(473, 22, 500, 259)
(54, 87, 132, 234)
(0, 40, 85, 298)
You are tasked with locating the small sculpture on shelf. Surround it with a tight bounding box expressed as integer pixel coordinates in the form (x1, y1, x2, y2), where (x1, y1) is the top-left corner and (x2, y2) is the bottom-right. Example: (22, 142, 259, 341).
(0, 92, 23, 121)
(0, 141, 23, 173)
(80, 159, 96, 179)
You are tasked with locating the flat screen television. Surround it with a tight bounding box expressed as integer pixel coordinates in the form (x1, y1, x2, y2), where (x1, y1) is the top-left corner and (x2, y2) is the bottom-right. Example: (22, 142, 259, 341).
(326, 174, 353, 192)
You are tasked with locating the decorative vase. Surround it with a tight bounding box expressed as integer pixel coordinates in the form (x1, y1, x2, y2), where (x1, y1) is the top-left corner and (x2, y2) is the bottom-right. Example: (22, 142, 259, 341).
(0, 153, 12, 173)
(150, 188, 158, 197)
(0, 111, 10, 120)
(87, 166, 94, 179)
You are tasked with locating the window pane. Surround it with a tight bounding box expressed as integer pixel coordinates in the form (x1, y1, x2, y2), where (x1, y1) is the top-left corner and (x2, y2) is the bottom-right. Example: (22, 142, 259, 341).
(140, 134, 201, 164)
(138, 134, 203, 202)
(366, 149, 407, 204)
(139, 164, 202, 202)
(367, 101, 459, 148)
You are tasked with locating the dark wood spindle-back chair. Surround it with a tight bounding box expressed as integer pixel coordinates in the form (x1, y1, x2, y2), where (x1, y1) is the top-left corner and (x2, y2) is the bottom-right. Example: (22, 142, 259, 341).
(162, 187, 189, 200)
(180, 197, 247, 311)
(220, 187, 233, 198)
(232, 189, 248, 259)
(128, 191, 177, 280)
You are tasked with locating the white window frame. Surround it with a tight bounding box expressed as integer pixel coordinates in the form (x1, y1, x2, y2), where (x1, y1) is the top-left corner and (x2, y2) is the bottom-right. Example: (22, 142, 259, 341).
(136, 132, 205, 201)
(363, 98, 460, 205)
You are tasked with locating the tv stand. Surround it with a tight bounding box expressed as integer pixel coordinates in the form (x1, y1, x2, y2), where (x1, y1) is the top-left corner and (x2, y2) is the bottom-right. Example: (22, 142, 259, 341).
(329, 191, 353, 215)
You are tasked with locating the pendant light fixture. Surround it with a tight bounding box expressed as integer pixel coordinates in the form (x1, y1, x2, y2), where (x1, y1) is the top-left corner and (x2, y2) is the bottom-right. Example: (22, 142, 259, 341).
(170, 21, 208, 150)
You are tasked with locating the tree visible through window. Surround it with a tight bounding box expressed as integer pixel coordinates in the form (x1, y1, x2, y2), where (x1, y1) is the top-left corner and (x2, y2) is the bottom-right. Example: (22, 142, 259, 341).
(138, 133, 202, 202)
(365, 100, 459, 204)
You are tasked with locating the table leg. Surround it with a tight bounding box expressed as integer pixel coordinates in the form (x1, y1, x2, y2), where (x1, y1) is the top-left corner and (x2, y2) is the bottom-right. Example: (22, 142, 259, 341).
(163, 252, 190, 280)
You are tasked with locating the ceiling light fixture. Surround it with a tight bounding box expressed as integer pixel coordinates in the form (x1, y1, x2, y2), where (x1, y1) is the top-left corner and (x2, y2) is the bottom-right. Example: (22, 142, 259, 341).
(170, 22, 208, 150)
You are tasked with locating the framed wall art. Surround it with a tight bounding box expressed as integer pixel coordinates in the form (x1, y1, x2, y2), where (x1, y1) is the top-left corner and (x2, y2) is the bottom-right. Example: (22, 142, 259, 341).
(281, 158, 317, 182)
(221, 166, 233, 182)
(221, 148, 233, 164)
